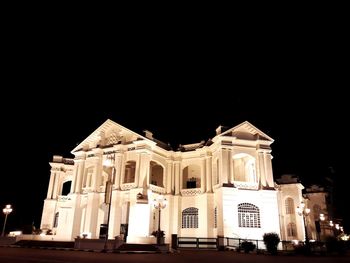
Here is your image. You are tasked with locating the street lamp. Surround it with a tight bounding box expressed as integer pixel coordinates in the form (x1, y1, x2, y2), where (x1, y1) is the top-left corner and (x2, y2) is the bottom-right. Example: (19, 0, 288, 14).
(296, 202, 310, 249)
(102, 154, 116, 252)
(2, 204, 13, 237)
(152, 195, 167, 245)
(319, 213, 325, 241)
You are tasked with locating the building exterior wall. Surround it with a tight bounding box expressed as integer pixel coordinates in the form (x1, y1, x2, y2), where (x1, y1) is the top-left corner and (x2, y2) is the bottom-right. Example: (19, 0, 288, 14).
(40, 120, 312, 243)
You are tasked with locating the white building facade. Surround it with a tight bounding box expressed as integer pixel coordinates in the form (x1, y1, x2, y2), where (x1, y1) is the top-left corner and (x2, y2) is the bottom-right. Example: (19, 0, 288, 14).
(40, 119, 317, 244)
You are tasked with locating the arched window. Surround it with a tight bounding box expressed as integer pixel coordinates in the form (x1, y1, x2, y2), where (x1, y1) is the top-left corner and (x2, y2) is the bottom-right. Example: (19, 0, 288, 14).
(182, 207, 199, 228)
(238, 203, 261, 228)
(124, 161, 136, 183)
(285, 198, 295, 214)
(53, 212, 59, 228)
(182, 164, 201, 189)
(232, 154, 256, 183)
(61, 181, 71, 196)
(150, 161, 164, 187)
(287, 222, 297, 237)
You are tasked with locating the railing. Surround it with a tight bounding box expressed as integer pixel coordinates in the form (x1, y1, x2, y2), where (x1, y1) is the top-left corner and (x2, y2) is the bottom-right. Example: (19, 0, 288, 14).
(177, 237, 217, 249)
(149, 184, 166, 194)
(57, 196, 71, 202)
(223, 237, 265, 250)
(233, 181, 259, 190)
(180, 188, 202, 196)
(176, 236, 266, 251)
(120, 183, 137, 190)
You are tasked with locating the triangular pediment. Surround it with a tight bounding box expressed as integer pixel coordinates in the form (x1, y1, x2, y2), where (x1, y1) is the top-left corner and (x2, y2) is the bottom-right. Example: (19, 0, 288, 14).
(219, 121, 273, 142)
(71, 119, 149, 153)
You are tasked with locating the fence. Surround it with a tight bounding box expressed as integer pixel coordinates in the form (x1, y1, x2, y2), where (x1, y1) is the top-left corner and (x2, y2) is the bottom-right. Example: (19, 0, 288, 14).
(176, 236, 299, 251)
(177, 237, 218, 249)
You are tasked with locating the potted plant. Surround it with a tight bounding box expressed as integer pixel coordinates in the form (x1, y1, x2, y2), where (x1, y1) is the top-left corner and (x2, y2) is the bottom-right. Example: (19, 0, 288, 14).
(152, 230, 165, 245)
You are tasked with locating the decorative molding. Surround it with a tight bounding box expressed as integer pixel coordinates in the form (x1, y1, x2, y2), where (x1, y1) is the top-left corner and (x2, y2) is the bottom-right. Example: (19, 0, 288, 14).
(149, 184, 166, 194)
(120, 183, 137, 190)
(57, 195, 71, 202)
(233, 181, 259, 190)
(180, 188, 202, 196)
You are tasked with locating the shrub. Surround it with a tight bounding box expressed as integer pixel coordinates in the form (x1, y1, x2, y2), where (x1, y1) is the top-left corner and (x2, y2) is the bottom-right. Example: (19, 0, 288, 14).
(263, 232, 280, 255)
(240, 241, 256, 253)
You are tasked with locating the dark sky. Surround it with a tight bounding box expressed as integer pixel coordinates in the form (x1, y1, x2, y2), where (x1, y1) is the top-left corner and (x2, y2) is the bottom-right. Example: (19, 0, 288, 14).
(1, 20, 349, 235)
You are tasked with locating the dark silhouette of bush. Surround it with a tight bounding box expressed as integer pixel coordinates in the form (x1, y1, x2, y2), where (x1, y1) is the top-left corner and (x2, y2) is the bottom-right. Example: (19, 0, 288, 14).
(325, 236, 346, 255)
(240, 241, 256, 253)
(263, 232, 280, 255)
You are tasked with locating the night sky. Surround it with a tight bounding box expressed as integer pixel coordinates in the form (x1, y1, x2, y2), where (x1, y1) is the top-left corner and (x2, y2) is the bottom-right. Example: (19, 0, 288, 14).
(1, 22, 348, 235)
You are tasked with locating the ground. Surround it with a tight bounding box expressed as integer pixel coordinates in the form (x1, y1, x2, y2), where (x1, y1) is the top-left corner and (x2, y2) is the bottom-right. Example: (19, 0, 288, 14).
(0, 247, 349, 263)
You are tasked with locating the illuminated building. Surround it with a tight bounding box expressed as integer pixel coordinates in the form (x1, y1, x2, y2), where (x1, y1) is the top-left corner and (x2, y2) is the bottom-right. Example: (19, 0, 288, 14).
(40, 119, 318, 244)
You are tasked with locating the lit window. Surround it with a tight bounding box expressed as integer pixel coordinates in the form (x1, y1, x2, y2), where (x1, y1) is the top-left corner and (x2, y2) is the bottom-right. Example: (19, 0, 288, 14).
(285, 198, 295, 214)
(287, 222, 297, 237)
(182, 207, 198, 228)
(238, 203, 261, 228)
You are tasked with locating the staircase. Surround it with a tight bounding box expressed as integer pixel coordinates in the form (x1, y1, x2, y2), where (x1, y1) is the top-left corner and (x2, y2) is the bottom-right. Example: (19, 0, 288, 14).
(114, 243, 161, 253)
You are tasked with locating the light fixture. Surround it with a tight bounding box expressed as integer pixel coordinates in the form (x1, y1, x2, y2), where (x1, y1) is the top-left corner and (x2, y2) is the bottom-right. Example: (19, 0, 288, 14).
(2, 204, 13, 237)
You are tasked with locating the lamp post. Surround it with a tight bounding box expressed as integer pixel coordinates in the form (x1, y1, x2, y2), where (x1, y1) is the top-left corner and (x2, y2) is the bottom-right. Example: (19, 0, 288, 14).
(102, 154, 116, 252)
(153, 195, 167, 245)
(297, 202, 310, 249)
(319, 213, 325, 241)
(2, 204, 13, 237)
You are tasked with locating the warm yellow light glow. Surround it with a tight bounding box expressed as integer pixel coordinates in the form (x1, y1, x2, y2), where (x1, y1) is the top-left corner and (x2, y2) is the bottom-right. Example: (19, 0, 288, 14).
(335, 224, 340, 230)
(329, 220, 334, 227)
(319, 213, 325, 221)
(2, 204, 12, 214)
(80, 232, 91, 238)
(9, 231, 22, 237)
(340, 234, 349, 241)
(103, 156, 114, 167)
(153, 195, 167, 209)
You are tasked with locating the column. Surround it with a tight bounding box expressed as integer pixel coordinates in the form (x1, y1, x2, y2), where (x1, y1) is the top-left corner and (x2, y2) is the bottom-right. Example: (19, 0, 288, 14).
(70, 161, 79, 193)
(258, 151, 266, 187)
(201, 157, 206, 192)
(135, 153, 141, 187)
(221, 150, 228, 184)
(264, 152, 274, 187)
(174, 161, 180, 195)
(166, 161, 172, 194)
(75, 159, 85, 193)
(206, 156, 212, 192)
(46, 170, 56, 199)
(52, 170, 60, 198)
(91, 151, 102, 192)
(138, 153, 150, 188)
(114, 153, 123, 189)
(84, 192, 99, 238)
